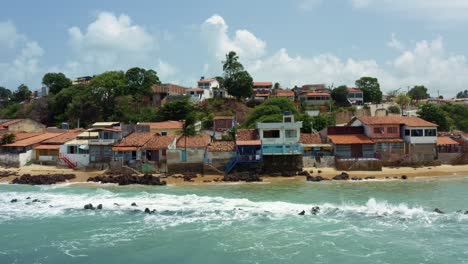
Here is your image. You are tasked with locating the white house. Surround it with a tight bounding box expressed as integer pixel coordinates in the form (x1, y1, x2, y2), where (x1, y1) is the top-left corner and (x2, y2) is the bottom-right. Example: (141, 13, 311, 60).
(196, 77, 219, 101)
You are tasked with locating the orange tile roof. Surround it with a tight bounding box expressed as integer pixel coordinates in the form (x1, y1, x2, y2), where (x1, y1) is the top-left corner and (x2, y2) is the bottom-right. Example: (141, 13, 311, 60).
(301, 91, 330, 96)
(207, 141, 235, 152)
(12, 132, 44, 141)
(437, 137, 460, 146)
(197, 78, 216, 84)
(138, 121, 183, 130)
(34, 145, 60, 150)
(236, 129, 259, 141)
(300, 133, 323, 144)
(176, 134, 211, 148)
(113, 132, 154, 148)
(328, 134, 373, 145)
(357, 116, 437, 127)
(236, 140, 261, 146)
(42, 130, 84, 144)
(253, 82, 272, 87)
(143, 135, 177, 149)
(372, 138, 404, 143)
(3, 133, 65, 147)
(347, 88, 362, 92)
(274, 90, 295, 97)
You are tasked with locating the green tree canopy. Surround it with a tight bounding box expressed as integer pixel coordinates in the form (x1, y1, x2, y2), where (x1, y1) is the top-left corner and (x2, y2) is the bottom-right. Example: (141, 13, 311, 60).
(456, 90, 468, 99)
(222, 51, 253, 100)
(273, 82, 281, 90)
(87, 71, 127, 119)
(157, 99, 194, 121)
(124, 67, 160, 98)
(408, 85, 430, 101)
(417, 104, 449, 131)
(387, 105, 401, 114)
(355, 77, 382, 103)
(331, 85, 349, 106)
(12, 84, 32, 103)
(0, 86, 12, 101)
(42, 72, 72, 94)
(243, 97, 298, 128)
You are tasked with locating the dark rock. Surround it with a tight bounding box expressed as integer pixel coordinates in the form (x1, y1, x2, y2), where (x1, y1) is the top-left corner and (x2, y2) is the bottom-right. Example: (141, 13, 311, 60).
(223, 172, 262, 182)
(298, 210, 305, 215)
(10, 199, 18, 203)
(131, 202, 137, 207)
(307, 175, 325, 182)
(26, 197, 31, 199)
(12, 174, 76, 185)
(333, 172, 350, 181)
(84, 204, 95, 210)
(87, 174, 167, 186)
(318, 170, 322, 174)
(144, 208, 151, 214)
(311, 206, 320, 215)
(465, 211, 468, 215)
(401, 175, 408, 180)
(365, 176, 376, 180)
(96, 204, 103, 210)
(114, 203, 120, 206)
(434, 208, 444, 214)
(32, 199, 39, 203)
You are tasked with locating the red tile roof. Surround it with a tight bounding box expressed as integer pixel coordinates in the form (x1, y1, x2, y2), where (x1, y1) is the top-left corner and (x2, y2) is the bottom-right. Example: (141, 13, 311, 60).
(207, 141, 235, 152)
(347, 88, 362, 92)
(372, 138, 404, 143)
(41, 129, 85, 144)
(11, 132, 44, 141)
(328, 134, 373, 145)
(437, 137, 460, 146)
(3, 133, 65, 147)
(34, 145, 60, 150)
(357, 116, 437, 127)
(253, 82, 272, 87)
(138, 121, 183, 130)
(274, 90, 295, 97)
(143, 135, 177, 149)
(236, 129, 259, 141)
(113, 132, 154, 149)
(198, 78, 216, 84)
(300, 133, 323, 144)
(176, 134, 211, 148)
(236, 140, 261, 146)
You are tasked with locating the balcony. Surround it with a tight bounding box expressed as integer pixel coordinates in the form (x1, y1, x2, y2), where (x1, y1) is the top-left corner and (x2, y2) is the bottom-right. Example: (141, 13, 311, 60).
(262, 144, 303, 155)
(89, 139, 117, 145)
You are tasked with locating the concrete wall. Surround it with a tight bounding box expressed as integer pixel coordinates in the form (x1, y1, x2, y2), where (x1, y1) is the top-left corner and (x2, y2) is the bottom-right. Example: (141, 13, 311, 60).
(407, 143, 436, 163)
(206, 151, 235, 170)
(335, 159, 382, 171)
(8, 119, 45, 133)
(437, 153, 463, 165)
(0, 149, 34, 167)
(262, 155, 303, 174)
(167, 148, 205, 164)
(303, 156, 335, 168)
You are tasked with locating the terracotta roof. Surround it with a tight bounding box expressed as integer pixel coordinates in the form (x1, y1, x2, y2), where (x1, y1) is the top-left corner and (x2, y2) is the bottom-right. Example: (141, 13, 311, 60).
(207, 141, 235, 152)
(236, 140, 261, 146)
(197, 78, 216, 84)
(11, 132, 43, 141)
(187, 88, 204, 92)
(372, 138, 404, 143)
(113, 132, 154, 148)
(236, 129, 259, 141)
(357, 116, 437, 127)
(437, 137, 460, 146)
(213, 116, 235, 120)
(42, 129, 84, 144)
(138, 121, 184, 130)
(0, 119, 23, 129)
(143, 135, 177, 149)
(34, 145, 60, 150)
(112, 146, 138, 151)
(301, 91, 330, 96)
(274, 90, 295, 97)
(253, 82, 272, 87)
(152, 84, 188, 94)
(328, 134, 373, 145)
(300, 133, 323, 144)
(176, 134, 211, 148)
(347, 88, 362, 92)
(3, 133, 65, 147)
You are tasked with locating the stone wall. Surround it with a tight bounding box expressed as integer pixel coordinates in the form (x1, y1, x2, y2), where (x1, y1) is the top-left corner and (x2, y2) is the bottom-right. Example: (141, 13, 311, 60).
(437, 153, 463, 164)
(167, 163, 204, 174)
(262, 155, 303, 174)
(335, 159, 382, 171)
(303, 156, 335, 168)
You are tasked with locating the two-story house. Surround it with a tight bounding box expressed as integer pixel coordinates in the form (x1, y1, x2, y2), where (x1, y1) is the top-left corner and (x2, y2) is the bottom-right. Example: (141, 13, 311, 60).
(213, 116, 236, 140)
(299, 91, 331, 106)
(197, 77, 219, 101)
(272, 89, 295, 101)
(347, 88, 364, 105)
(253, 82, 273, 102)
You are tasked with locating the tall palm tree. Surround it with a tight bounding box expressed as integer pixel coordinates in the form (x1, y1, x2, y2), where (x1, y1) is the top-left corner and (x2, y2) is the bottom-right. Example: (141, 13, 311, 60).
(178, 113, 197, 172)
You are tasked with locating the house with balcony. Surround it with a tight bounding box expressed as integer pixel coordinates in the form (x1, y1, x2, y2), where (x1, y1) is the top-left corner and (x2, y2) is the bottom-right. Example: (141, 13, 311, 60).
(86, 122, 128, 167)
(112, 132, 155, 168)
(196, 77, 219, 100)
(299, 91, 331, 106)
(347, 88, 364, 105)
(213, 116, 236, 140)
(59, 131, 95, 169)
(256, 112, 303, 174)
(272, 89, 295, 101)
(33, 129, 84, 165)
(225, 129, 263, 174)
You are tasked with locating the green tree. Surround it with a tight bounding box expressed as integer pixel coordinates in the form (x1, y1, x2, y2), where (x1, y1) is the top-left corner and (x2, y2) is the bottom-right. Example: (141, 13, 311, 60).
(157, 99, 194, 121)
(355, 77, 382, 103)
(387, 105, 401, 114)
(124, 67, 160, 98)
(0, 86, 12, 101)
(12, 84, 32, 103)
(394, 93, 411, 109)
(88, 71, 127, 119)
(243, 97, 298, 128)
(331, 85, 349, 106)
(312, 113, 335, 131)
(456, 90, 468, 98)
(42, 72, 72, 94)
(49, 86, 82, 123)
(1, 133, 16, 144)
(222, 51, 253, 100)
(273, 82, 281, 90)
(417, 104, 449, 131)
(408, 85, 430, 102)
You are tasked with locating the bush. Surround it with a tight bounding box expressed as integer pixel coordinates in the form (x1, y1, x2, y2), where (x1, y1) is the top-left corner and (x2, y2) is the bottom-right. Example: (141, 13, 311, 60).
(387, 105, 401, 114)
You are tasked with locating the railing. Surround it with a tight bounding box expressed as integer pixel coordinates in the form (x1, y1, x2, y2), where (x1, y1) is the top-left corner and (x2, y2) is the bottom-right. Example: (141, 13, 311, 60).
(89, 139, 116, 145)
(224, 154, 263, 173)
(262, 144, 303, 155)
(225, 156, 238, 174)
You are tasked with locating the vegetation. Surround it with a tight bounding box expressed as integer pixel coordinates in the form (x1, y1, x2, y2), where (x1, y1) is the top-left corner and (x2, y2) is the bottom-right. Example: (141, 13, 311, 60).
(417, 104, 450, 131)
(42, 73, 72, 94)
(222, 51, 253, 101)
(243, 97, 299, 128)
(355, 77, 382, 104)
(1, 133, 16, 144)
(387, 105, 401, 114)
(408, 85, 430, 102)
(456, 90, 468, 99)
(331, 85, 349, 106)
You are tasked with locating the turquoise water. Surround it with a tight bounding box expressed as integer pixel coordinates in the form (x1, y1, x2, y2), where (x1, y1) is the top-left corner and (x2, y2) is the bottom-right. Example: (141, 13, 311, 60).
(1, 177, 468, 263)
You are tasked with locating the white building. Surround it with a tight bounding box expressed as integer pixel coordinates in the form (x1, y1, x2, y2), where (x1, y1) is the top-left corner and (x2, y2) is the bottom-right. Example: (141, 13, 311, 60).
(196, 77, 219, 101)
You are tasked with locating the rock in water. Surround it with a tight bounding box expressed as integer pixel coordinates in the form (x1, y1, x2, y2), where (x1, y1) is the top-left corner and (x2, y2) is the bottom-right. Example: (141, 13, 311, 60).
(298, 210, 305, 215)
(97, 204, 103, 210)
(311, 206, 320, 215)
(84, 204, 95, 210)
(465, 211, 468, 215)
(434, 208, 444, 214)
(144, 208, 151, 214)
(401, 175, 408, 180)
(10, 199, 18, 203)
(332, 172, 350, 181)
(32, 199, 39, 203)
(131, 202, 137, 207)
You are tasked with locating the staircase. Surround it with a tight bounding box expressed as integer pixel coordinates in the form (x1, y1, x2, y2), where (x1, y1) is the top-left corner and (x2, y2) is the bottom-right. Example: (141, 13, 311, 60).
(225, 156, 238, 174)
(59, 154, 77, 170)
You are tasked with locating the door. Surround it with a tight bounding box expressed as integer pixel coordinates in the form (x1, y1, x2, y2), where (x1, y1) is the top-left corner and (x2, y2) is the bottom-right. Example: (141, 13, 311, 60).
(351, 144, 363, 158)
(181, 150, 187, 162)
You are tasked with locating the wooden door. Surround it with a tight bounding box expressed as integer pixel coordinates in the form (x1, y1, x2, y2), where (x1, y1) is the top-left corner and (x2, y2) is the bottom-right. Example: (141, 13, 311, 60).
(351, 144, 363, 158)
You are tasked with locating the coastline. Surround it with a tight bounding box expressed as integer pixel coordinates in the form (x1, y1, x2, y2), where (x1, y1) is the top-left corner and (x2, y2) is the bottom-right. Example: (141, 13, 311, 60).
(1, 164, 468, 186)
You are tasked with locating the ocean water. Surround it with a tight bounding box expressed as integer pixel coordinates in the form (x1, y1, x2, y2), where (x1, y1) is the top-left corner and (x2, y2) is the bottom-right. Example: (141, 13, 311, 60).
(1, 177, 468, 264)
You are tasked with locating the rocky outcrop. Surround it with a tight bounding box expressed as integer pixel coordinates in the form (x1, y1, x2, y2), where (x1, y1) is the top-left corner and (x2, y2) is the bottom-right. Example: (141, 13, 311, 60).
(298, 210, 305, 215)
(306, 175, 327, 182)
(0, 171, 18, 178)
(332, 172, 350, 181)
(223, 172, 262, 182)
(87, 174, 167, 186)
(12, 174, 76, 185)
(434, 208, 444, 214)
(311, 206, 320, 215)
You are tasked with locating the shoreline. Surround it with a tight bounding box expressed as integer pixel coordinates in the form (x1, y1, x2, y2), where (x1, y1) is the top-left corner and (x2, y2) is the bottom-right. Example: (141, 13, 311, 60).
(1, 164, 468, 186)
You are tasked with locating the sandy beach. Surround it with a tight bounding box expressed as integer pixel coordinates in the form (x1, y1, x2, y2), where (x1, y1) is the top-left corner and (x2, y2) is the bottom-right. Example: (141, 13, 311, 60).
(1, 164, 468, 185)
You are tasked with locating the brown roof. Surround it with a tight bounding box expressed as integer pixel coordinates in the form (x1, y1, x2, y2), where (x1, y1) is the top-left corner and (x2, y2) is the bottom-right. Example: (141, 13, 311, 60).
(274, 90, 295, 97)
(138, 121, 183, 130)
(357, 116, 437, 127)
(12, 132, 44, 141)
(176, 134, 211, 148)
(328, 135, 373, 145)
(207, 141, 235, 152)
(197, 78, 216, 84)
(347, 88, 362, 92)
(113, 132, 154, 148)
(0, 119, 23, 129)
(372, 138, 404, 143)
(213, 116, 235, 120)
(300, 133, 323, 144)
(437, 137, 460, 146)
(301, 91, 330, 96)
(236, 140, 261, 146)
(236, 129, 259, 141)
(112, 146, 138, 151)
(3, 133, 65, 147)
(34, 145, 60, 150)
(152, 84, 188, 95)
(253, 82, 272, 87)
(143, 135, 177, 149)
(42, 129, 84, 144)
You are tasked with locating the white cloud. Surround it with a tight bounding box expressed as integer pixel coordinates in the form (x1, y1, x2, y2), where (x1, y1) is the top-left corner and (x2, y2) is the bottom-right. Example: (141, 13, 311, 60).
(156, 60, 177, 80)
(201, 14, 266, 61)
(0, 21, 25, 49)
(64, 11, 176, 80)
(200, 15, 468, 97)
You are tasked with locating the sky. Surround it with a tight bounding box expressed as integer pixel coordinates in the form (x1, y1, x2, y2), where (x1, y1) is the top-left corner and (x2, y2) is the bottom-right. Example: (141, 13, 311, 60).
(1, 0, 468, 97)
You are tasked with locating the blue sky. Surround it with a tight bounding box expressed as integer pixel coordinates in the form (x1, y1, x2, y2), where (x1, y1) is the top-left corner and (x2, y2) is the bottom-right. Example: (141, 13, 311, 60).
(1, 0, 468, 97)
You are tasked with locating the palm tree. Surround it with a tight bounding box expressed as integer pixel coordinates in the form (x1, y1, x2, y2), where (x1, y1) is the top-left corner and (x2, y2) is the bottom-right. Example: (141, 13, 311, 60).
(178, 113, 197, 172)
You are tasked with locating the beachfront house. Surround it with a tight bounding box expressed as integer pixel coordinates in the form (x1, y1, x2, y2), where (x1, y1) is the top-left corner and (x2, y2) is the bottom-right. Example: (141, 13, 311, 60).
(142, 134, 177, 173)
(166, 134, 212, 173)
(112, 132, 155, 168)
(225, 129, 263, 174)
(34, 129, 84, 165)
(136, 121, 184, 135)
(59, 131, 95, 169)
(205, 141, 236, 173)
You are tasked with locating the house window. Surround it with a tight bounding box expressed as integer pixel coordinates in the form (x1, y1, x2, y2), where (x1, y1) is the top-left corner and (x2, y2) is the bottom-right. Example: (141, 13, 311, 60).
(162, 149, 167, 156)
(284, 117, 292, 123)
(263, 130, 280, 138)
(161, 131, 167, 136)
(411, 129, 424, 137)
(425, 129, 436, 137)
(373, 127, 384, 134)
(405, 129, 410, 136)
(102, 132, 112, 139)
(132, 151, 137, 159)
(387, 127, 398, 134)
(285, 130, 297, 138)
(68, 146, 76, 154)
